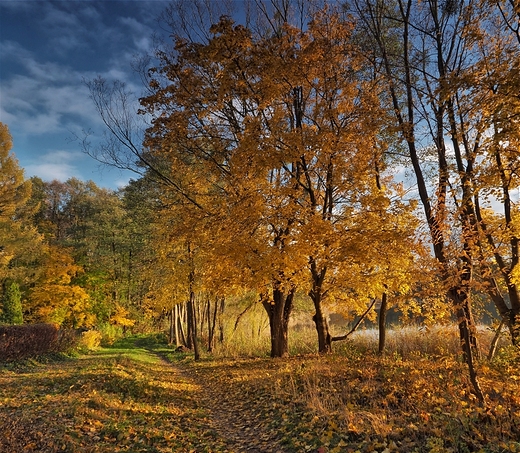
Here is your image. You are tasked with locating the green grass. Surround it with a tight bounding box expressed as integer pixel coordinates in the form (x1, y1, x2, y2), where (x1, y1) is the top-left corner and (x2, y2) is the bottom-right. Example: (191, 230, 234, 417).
(0, 336, 228, 452)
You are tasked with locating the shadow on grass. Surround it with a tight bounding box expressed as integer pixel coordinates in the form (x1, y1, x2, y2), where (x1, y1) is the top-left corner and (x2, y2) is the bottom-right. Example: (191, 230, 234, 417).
(0, 334, 228, 453)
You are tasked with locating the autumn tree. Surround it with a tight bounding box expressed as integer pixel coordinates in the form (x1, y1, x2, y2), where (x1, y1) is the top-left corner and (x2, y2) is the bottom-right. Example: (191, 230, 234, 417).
(30, 178, 146, 328)
(464, 0, 520, 346)
(137, 4, 420, 356)
(348, 0, 502, 402)
(25, 245, 93, 328)
(0, 123, 42, 299)
(84, 2, 421, 356)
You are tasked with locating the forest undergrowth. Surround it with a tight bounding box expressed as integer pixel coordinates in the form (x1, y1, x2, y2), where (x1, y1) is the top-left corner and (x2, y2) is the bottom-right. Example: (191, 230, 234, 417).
(0, 328, 519, 453)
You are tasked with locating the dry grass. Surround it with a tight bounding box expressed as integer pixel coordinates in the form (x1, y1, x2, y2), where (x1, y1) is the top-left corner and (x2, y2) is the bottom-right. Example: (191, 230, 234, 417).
(269, 325, 520, 452)
(209, 318, 519, 451)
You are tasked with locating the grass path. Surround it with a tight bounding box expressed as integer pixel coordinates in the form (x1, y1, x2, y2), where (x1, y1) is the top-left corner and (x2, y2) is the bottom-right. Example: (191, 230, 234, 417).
(0, 338, 282, 452)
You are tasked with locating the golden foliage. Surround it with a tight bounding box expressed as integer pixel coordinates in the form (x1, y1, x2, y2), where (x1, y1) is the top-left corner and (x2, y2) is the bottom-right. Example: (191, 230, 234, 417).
(27, 246, 94, 328)
(0, 123, 42, 277)
(109, 304, 135, 328)
(141, 9, 424, 327)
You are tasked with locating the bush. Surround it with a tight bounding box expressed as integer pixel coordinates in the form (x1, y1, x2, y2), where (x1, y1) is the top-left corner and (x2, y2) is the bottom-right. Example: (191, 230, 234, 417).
(0, 324, 79, 361)
(98, 322, 124, 346)
(78, 330, 102, 351)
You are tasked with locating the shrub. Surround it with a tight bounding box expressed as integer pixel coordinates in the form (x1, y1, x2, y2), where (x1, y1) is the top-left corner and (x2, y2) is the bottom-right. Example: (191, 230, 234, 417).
(78, 330, 102, 351)
(98, 322, 124, 346)
(0, 324, 79, 361)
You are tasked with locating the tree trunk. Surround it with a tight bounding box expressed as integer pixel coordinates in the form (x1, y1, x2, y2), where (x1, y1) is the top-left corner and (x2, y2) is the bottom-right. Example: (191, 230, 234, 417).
(218, 298, 225, 343)
(309, 261, 331, 353)
(448, 277, 480, 361)
(169, 306, 175, 345)
(174, 304, 181, 347)
(488, 317, 505, 361)
(312, 308, 332, 354)
(353, 0, 484, 400)
(458, 311, 486, 404)
(187, 289, 200, 360)
(310, 293, 331, 354)
(207, 297, 219, 352)
(332, 298, 377, 343)
(177, 303, 187, 347)
(186, 300, 193, 350)
(510, 309, 520, 347)
(378, 292, 388, 354)
(261, 287, 294, 358)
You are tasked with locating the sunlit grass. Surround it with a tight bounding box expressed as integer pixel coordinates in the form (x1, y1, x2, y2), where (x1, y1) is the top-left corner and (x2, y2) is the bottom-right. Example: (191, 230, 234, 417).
(0, 337, 228, 452)
(1, 328, 519, 452)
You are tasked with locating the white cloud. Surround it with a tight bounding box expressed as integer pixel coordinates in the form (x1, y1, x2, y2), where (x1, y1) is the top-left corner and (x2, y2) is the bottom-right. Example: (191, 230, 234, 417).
(24, 150, 84, 182)
(0, 40, 31, 61)
(0, 66, 102, 136)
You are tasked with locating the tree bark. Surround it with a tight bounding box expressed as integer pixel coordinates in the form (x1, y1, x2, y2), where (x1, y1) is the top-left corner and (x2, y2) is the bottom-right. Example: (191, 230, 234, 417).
(177, 303, 187, 347)
(309, 260, 331, 353)
(488, 317, 505, 361)
(169, 306, 175, 345)
(218, 298, 225, 343)
(331, 298, 377, 342)
(187, 288, 200, 360)
(261, 287, 294, 358)
(312, 308, 332, 354)
(378, 292, 388, 354)
(174, 304, 181, 347)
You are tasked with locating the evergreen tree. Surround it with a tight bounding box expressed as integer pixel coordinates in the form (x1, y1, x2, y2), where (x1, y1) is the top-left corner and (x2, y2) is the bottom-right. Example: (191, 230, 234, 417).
(1, 281, 23, 325)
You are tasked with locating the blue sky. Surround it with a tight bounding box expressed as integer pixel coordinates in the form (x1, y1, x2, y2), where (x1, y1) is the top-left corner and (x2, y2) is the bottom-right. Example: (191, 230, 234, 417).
(0, 0, 171, 189)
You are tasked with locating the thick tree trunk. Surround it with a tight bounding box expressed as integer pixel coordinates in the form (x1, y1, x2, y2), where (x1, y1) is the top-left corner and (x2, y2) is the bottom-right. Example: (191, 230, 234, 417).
(262, 287, 294, 358)
(378, 292, 388, 354)
(310, 297, 331, 354)
(312, 308, 332, 354)
(309, 261, 331, 353)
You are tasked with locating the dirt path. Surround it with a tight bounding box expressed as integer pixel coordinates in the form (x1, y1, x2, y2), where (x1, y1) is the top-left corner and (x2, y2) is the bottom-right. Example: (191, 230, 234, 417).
(153, 349, 288, 453)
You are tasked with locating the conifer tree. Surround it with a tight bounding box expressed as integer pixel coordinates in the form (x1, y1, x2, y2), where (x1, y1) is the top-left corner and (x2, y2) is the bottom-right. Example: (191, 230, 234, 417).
(1, 281, 23, 325)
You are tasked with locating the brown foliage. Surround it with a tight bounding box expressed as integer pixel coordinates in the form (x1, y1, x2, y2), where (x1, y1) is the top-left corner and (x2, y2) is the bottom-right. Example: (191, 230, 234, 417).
(0, 324, 78, 361)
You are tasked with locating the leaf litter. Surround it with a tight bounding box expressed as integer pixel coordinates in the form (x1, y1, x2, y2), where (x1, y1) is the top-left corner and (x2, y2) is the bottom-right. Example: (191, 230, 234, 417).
(1, 340, 519, 452)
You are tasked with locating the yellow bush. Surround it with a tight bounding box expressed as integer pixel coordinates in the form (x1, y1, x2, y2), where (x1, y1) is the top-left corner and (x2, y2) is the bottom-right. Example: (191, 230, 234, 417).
(79, 330, 102, 351)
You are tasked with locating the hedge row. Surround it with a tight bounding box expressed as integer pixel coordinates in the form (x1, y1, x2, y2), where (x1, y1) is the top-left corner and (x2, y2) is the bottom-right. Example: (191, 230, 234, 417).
(0, 324, 79, 362)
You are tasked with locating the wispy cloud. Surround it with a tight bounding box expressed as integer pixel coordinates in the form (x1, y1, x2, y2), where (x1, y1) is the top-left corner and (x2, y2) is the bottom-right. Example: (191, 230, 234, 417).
(0, 0, 169, 187)
(24, 150, 84, 182)
(0, 60, 101, 136)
